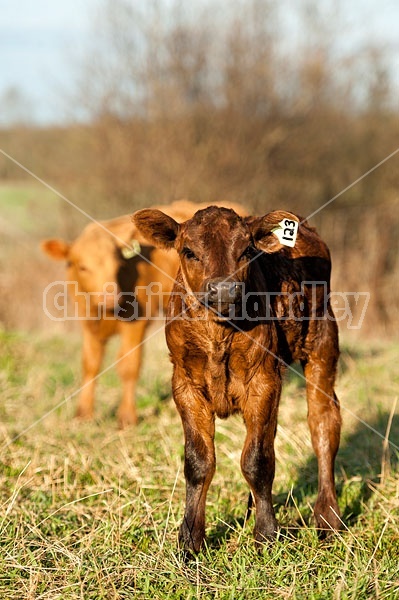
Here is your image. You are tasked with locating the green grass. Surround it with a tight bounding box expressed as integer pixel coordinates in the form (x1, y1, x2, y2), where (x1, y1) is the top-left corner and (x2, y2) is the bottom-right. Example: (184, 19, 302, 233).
(0, 329, 398, 599)
(0, 182, 62, 236)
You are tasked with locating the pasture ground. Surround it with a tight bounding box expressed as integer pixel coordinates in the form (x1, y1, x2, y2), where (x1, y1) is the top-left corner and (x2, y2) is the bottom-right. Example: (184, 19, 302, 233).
(0, 326, 398, 599)
(0, 183, 398, 598)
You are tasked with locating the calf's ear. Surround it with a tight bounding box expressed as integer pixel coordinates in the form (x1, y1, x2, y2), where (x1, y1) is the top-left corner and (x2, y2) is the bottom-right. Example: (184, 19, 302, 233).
(131, 209, 180, 250)
(248, 210, 300, 253)
(41, 239, 70, 260)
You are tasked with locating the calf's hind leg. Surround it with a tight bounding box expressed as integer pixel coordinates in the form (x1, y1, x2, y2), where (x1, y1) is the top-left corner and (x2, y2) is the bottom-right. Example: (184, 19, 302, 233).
(302, 322, 341, 533)
(116, 320, 147, 428)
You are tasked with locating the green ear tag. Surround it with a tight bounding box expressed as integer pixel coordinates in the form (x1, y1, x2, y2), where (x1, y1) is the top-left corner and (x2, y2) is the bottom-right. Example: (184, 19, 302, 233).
(122, 239, 141, 259)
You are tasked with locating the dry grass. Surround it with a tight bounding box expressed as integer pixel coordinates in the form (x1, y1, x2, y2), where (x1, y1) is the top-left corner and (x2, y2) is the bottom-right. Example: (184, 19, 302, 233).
(0, 326, 398, 598)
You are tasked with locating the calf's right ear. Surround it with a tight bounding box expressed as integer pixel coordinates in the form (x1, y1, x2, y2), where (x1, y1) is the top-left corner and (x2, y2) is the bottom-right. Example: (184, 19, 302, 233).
(41, 239, 70, 261)
(131, 209, 180, 250)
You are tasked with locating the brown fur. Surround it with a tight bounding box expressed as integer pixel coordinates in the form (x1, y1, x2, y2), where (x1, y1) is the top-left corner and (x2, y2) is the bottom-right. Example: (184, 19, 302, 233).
(132, 205, 341, 552)
(42, 200, 246, 428)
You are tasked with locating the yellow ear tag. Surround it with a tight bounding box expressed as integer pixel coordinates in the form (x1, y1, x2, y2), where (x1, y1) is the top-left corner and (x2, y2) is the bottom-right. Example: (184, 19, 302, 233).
(122, 239, 141, 259)
(271, 218, 298, 247)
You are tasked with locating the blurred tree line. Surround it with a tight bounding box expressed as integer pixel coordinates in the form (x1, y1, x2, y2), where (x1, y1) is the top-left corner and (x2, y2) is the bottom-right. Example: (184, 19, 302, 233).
(1, 0, 398, 333)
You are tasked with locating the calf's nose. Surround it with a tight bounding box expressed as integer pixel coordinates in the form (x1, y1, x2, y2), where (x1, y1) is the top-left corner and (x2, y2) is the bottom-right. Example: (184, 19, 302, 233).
(205, 278, 242, 304)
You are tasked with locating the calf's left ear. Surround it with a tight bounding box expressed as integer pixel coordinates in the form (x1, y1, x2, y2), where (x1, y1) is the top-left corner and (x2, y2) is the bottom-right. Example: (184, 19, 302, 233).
(247, 210, 300, 253)
(131, 209, 180, 250)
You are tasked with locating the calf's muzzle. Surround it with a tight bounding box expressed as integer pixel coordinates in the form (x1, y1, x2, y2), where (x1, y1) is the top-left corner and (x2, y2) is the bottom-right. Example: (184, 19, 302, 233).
(204, 278, 243, 306)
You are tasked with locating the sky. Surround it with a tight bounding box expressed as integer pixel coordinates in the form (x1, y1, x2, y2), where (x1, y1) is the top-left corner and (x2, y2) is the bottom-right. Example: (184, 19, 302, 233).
(0, 0, 97, 124)
(0, 0, 398, 125)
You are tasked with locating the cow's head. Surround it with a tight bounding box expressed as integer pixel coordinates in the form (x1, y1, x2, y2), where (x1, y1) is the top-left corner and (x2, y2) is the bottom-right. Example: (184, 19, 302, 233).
(41, 220, 143, 312)
(132, 206, 300, 317)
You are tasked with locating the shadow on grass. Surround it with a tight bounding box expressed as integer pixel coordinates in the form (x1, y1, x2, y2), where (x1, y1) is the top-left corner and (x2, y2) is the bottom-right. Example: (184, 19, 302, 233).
(206, 409, 398, 549)
(285, 345, 386, 388)
(337, 343, 388, 379)
(283, 408, 399, 528)
(284, 361, 306, 389)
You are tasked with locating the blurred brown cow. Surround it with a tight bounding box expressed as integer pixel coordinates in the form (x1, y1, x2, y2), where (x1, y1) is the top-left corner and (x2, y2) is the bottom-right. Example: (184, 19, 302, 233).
(42, 200, 246, 428)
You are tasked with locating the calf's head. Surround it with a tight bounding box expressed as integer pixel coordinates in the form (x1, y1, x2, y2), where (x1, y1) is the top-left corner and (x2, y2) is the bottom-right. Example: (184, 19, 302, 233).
(132, 206, 299, 316)
(41, 222, 140, 312)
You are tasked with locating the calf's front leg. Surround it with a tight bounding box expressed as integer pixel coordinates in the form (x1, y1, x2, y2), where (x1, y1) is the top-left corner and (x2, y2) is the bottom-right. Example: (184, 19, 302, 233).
(174, 378, 216, 554)
(76, 322, 105, 419)
(241, 382, 280, 549)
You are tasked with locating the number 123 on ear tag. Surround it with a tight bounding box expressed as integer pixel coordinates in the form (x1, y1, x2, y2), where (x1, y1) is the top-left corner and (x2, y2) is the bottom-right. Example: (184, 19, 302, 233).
(272, 218, 299, 247)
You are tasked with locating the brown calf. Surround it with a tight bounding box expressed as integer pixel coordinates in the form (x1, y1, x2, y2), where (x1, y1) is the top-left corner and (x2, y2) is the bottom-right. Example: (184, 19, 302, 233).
(42, 200, 245, 428)
(132, 205, 341, 552)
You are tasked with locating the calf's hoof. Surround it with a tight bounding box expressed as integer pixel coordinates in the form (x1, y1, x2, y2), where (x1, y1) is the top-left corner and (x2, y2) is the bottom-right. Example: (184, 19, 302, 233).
(75, 406, 94, 420)
(117, 409, 137, 429)
(254, 517, 278, 552)
(314, 498, 342, 536)
(178, 522, 204, 556)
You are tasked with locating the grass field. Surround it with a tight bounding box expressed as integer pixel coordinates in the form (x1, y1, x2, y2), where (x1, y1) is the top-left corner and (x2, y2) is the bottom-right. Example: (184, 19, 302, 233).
(0, 325, 398, 599)
(0, 182, 398, 597)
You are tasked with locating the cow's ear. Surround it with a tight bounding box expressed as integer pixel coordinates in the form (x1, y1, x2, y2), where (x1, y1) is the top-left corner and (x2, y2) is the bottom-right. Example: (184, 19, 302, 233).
(248, 210, 300, 254)
(41, 239, 70, 260)
(131, 209, 180, 250)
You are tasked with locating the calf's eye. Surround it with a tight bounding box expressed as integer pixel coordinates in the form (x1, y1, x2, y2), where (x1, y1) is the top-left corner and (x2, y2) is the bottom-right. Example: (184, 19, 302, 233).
(182, 247, 199, 261)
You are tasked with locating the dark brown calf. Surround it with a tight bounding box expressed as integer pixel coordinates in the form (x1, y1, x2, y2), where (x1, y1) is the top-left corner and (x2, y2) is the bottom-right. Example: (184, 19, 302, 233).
(132, 206, 341, 552)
